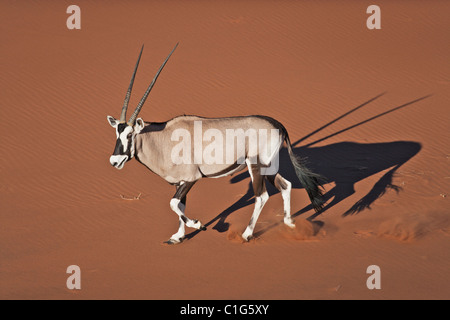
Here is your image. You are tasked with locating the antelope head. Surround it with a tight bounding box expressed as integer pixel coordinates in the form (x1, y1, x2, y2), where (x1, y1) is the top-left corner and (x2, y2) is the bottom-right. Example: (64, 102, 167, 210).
(107, 43, 178, 169)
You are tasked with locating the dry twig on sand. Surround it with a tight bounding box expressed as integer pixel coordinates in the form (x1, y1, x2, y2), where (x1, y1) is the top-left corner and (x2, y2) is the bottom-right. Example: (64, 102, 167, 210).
(120, 193, 142, 200)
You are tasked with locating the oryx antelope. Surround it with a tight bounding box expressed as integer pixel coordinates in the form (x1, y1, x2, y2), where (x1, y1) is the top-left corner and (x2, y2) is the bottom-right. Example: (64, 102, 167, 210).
(107, 44, 325, 244)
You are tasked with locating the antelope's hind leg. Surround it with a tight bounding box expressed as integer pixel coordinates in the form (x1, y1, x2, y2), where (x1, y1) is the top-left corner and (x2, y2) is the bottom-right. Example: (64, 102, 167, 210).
(242, 161, 269, 241)
(166, 181, 206, 245)
(267, 173, 295, 228)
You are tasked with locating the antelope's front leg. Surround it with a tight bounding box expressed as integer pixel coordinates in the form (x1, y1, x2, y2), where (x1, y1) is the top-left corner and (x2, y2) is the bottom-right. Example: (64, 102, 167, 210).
(166, 198, 187, 244)
(167, 198, 206, 244)
(165, 181, 206, 244)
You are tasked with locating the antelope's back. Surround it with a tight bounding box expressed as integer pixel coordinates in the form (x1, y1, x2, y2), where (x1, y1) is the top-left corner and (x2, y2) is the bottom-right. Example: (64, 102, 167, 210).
(136, 115, 285, 183)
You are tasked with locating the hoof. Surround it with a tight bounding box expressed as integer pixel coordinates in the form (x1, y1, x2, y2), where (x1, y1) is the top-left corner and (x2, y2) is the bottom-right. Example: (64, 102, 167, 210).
(242, 231, 253, 242)
(192, 220, 206, 231)
(242, 227, 254, 242)
(284, 218, 296, 229)
(164, 237, 184, 245)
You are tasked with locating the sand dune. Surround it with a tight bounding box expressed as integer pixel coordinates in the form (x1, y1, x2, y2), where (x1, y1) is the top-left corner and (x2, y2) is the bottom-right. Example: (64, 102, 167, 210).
(1, 1, 449, 299)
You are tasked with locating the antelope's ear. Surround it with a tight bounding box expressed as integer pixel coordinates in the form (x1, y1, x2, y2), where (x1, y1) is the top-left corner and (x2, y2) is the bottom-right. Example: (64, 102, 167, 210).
(107, 115, 118, 128)
(135, 118, 145, 133)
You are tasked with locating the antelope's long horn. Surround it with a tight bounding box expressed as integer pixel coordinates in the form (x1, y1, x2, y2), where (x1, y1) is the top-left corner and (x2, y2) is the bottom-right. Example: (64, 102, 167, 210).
(127, 43, 178, 126)
(120, 45, 144, 123)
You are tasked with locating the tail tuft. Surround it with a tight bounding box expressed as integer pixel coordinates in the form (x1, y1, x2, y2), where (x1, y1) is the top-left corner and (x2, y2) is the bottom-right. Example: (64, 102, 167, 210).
(285, 136, 325, 212)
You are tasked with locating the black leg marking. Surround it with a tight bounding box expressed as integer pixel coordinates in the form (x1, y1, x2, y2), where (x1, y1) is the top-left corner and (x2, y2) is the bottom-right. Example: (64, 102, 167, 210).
(266, 173, 288, 191)
(174, 181, 196, 200)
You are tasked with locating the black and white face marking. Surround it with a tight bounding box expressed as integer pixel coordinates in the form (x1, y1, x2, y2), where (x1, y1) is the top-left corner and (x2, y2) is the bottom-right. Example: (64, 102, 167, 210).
(107, 116, 146, 169)
(107, 116, 134, 170)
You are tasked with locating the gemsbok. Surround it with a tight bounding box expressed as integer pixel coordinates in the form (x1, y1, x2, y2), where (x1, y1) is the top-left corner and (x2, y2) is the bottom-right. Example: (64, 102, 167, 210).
(107, 44, 325, 244)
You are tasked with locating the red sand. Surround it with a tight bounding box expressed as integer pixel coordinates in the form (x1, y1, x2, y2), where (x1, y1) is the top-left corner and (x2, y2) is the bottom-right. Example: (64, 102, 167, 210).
(1, 1, 449, 299)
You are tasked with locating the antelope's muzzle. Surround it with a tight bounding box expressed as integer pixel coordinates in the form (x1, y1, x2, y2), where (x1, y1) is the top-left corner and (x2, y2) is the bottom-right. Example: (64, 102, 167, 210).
(110, 155, 128, 170)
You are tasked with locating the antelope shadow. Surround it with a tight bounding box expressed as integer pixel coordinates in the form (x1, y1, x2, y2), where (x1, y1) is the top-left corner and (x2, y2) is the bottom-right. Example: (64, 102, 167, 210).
(185, 94, 430, 240)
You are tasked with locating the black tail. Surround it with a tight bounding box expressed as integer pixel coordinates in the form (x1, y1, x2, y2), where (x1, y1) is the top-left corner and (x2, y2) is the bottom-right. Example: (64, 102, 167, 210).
(285, 134, 325, 212)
